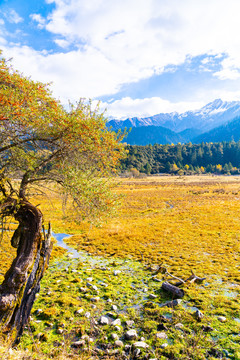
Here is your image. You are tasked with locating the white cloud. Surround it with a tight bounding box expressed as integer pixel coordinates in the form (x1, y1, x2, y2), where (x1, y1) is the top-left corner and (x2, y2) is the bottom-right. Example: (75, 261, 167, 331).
(30, 13, 46, 29)
(54, 38, 70, 48)
(6, 9, 23, 24)
(41, 0, 240, 80)
(96, 97, 204, 119)
(2, 0, 240, 117)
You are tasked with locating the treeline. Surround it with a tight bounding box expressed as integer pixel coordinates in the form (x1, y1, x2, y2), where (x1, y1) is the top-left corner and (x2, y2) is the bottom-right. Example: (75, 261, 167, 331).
(120, 141, 240, 175)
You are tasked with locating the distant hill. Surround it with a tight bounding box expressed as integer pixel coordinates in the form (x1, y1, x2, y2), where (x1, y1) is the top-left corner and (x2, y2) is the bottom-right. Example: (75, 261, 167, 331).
(108, 99, 240, 136)
(124, 125, 183, 145)
(193, 116, 240, 143)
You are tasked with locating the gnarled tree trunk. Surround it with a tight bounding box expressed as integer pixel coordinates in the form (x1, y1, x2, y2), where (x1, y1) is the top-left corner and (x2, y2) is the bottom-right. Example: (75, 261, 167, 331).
(0, 199, 52, 344)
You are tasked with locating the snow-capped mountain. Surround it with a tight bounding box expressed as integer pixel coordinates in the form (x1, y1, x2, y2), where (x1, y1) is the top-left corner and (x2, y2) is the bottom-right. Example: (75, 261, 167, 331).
(107, 99, 240, 133)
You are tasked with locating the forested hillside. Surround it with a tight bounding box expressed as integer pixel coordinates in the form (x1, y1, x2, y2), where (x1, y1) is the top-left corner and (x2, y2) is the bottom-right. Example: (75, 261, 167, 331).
(120, 141, 240, 175)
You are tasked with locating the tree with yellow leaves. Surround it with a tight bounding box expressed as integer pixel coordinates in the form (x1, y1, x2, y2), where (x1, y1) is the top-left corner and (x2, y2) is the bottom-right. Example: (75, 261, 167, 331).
(0, 53, 125, 343)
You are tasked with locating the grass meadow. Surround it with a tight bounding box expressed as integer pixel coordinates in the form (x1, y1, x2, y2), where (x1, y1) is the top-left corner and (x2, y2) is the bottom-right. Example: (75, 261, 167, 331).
(0, 175, 240, 359)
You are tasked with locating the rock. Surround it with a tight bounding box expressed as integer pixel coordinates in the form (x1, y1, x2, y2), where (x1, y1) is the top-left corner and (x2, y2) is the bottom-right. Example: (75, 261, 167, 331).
(87, 283, 98, 291)
(81, 335, 90, 341)
(124, 344, 131, 352)
(175, 323, 184, 329)
(112, 318, 121, 326)
(115, 340, 124, 348)
(125, 320, 134, 328)
(133, 341, 149, 349)
(80, 287, 88, 293)
(91, 304, 97, 309)
(71, 339, 85, 348)
(112, 304, 118, 311)
(133, 348, 141, 357)
(161, 299, 182, 308)
(111, 333, 119, 340)
(100, 282, 108, 287)
(85, 312, 91, 318)
(36, 309, 43, 315)
(195, 309, 204, 321)
(99, 316, 109, 325)
(156, 332, 168, 339)
(125, 329, 138, 340)
(90, 296, 100, 302)
(143, 288, 148, 293)
(114, 325, 121, 332)
(140, 337, 145, 341)
(218, 316, 227, 322)
(160, 343, 168, 349)
(114, 270, 121, 276)
(107, 298, 112, 303)
(56, 328, 64, 334)
(149, 294, 157, 299)
(76, 308, 84, 315)
(86, 277, 93, 282)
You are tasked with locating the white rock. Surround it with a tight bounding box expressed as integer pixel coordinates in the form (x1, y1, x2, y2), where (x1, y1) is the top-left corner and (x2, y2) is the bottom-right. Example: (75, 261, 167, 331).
(115, 340, 124, 347)
(160, 343, 168, 349)
(126, 320, 134, 328)
(125, 329, 138, 340)
(90, 296, 100, 302)
(85, 312, 91, 318)
(99, 316, 109, 325)
(76, 308, 84, 315)
(112, 318, 121, 326)
(87, 283, 98, 291)
(114, 270, 121, 276)
(133, 341, 149, 349)
(71, 339, 85, 348)
(218, 316, 227, 322)
(156, 332, 168, 339)
(149, 294, 157, 299)
(80, 287, 88, 293)
(175, 323, 184, 329)
(111, 333, 119, 340)
(112, 304, 118, 311)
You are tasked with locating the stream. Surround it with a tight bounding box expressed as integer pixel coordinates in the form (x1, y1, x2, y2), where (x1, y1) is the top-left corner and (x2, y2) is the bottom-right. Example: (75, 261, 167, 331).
(52, 232, 80, 259)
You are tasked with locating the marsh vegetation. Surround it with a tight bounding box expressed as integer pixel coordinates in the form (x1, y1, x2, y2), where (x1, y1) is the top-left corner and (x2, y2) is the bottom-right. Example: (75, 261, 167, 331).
(1, 175, 239, 359)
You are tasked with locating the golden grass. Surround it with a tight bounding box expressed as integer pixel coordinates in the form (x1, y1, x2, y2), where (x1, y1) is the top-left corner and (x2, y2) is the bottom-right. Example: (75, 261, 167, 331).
(1, 175, 240, 359)
(1, 175, 240, 284)
(58, 175, 240, 285)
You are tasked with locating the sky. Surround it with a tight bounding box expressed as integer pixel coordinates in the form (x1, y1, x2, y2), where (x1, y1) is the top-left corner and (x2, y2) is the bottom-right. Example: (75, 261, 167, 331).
(1, 0, 240, 119)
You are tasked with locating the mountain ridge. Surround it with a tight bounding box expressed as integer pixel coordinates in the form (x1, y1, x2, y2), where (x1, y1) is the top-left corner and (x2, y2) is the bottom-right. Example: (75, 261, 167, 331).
(107, 99, 240, 134)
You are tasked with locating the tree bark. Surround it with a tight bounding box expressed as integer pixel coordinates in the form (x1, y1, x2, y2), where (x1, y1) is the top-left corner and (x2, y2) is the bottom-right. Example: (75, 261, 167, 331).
(161, 281, 185, 298)
(0, 200, 52, 343)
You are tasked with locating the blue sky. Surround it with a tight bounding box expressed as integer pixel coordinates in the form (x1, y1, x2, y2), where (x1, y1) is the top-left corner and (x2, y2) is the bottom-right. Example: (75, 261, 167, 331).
(1, 0, 240, 119)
